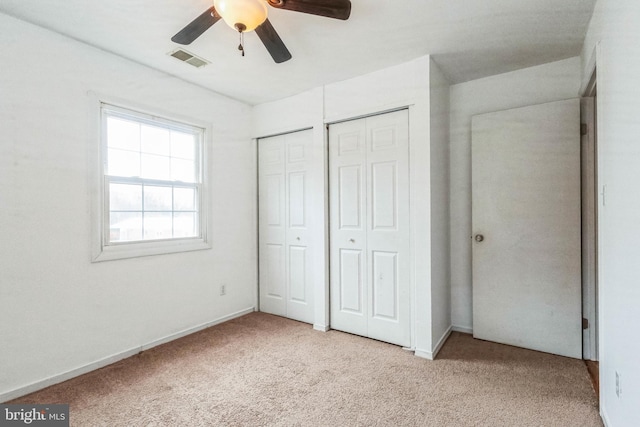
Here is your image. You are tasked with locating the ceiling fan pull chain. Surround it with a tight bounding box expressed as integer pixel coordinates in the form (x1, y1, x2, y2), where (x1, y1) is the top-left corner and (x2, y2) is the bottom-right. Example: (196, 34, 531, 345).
(238, 31, 245, 57)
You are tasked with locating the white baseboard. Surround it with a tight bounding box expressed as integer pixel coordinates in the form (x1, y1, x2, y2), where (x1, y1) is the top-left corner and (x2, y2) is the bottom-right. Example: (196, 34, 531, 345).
(452, 325, 473, 334)
(313, 324, 330, 332)
(0, 307, 255, 403)
(431, 326, 453, 358)
(1, 347, 142, 404)
(414, 349, 435, 360)
(601, 406, 610, 427)
(141, 307, 255, 351)
(414, 326, 453, 360)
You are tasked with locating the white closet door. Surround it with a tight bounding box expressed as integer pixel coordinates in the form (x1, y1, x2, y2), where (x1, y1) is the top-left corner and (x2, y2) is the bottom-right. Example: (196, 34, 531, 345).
(366, 111, 411, 346)
(259, 135, 287, 317)
(283, 130, 314, 323)
(259, 129, 314, 324)
(329, 118, 368, 337)
(329, 110, 410, 347)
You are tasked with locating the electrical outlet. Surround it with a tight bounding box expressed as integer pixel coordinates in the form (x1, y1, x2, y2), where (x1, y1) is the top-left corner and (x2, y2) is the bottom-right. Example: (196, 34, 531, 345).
(220, 284, 226, 296)
(615, 371, 621, 398)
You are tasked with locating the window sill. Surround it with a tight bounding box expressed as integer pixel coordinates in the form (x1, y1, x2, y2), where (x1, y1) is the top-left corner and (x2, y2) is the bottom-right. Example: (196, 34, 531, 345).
(92, 238, 211, 262)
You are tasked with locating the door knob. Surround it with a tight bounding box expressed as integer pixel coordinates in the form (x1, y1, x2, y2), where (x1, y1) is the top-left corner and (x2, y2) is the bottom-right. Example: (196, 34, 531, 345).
(349, 238, 355, 243)
(475, 234, 484, 242)
(296, 237, 300, 241)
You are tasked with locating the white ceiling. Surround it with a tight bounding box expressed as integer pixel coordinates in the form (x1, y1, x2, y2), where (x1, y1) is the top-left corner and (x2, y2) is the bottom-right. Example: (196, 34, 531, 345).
(0, 0, 596, 105)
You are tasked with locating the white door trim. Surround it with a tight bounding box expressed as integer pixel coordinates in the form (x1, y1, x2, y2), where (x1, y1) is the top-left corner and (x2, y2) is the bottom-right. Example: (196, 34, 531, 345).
(581, 76, 598, 361)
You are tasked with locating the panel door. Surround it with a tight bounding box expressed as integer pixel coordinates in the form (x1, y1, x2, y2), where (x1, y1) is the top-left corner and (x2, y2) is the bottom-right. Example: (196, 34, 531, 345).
(259, 135, 287, 317)
(365, 111, 411, 347)
(472, 99, 582, 358)
(283, 130, 314, 323)
(258, 129, 314, 324)
(329, 119, 368, 338)
(329, 110, 410, 347)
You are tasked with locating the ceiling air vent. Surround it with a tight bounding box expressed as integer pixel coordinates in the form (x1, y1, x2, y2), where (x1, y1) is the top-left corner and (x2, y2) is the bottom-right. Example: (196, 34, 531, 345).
(168, 48, 209, 68)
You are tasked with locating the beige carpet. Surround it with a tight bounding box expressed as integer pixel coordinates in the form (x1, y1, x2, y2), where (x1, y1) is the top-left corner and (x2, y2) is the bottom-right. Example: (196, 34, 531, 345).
(13, 312, 602, 426)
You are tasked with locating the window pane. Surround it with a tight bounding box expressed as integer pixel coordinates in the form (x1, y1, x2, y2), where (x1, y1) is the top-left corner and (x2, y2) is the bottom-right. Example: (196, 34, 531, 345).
(171, 158, 195, 182)
(109, 212, 143, 242)
(141, 154, 171, 180)
(107, 117, 140, 151)
(171, 131, 196, 160)
(143, 212, 172, 240)
(108, 149, 140, 177)
(141, 125, 170, 156)
(109, 183, 142, 211)
(144, 185, 172, 211)
(101, 104, 205, 252)
(174, 187, 196, 211)
(174, 212, 197, 237)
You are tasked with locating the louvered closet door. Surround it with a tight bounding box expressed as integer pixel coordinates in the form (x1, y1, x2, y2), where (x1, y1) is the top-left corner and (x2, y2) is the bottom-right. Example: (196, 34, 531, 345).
(259, 129, 314, 324)
(329, 110, 410, 347)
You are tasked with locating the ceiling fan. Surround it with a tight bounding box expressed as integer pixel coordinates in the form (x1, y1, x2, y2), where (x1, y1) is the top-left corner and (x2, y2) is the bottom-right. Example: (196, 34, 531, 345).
(171, 0, 352, 63)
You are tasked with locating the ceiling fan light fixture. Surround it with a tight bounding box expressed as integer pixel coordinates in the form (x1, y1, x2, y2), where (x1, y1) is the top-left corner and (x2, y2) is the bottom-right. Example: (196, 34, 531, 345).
(213, 0, 268, 32)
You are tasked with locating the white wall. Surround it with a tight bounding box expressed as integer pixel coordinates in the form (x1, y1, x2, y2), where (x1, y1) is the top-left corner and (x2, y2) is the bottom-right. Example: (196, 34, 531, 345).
(0, 13, 256, 401)
(581, 1, 640, 425)
(253, 56, 450, 357)
(429, 58, 451, 352)
(449, 57, 582, 331)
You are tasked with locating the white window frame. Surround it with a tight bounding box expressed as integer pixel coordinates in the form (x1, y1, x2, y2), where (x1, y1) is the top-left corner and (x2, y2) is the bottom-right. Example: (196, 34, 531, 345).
(91, 95, 212, 262)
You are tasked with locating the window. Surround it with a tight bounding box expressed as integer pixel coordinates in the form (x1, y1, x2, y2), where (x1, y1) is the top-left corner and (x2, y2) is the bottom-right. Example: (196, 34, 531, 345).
(94, 102, 210, 261)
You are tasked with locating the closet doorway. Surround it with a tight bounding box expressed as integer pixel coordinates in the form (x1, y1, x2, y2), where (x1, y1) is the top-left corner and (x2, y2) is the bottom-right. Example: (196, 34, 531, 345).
(328, 110, 411, 347)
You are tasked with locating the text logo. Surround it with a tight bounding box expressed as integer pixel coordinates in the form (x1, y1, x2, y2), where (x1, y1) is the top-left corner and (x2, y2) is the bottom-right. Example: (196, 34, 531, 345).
(0, 405, 69, 427)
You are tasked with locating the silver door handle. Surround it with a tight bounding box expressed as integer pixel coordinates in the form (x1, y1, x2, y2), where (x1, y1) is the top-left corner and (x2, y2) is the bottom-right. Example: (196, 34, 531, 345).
(475, 234, 484, 242)
(296, 237, 300, 241)
(349, 238, 355, 243)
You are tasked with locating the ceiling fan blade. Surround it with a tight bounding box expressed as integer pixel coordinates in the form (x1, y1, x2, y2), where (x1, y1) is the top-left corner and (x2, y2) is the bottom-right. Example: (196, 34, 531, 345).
(267, 0, 351, 20)
(171, 6, 221, 45)
(255, 19, 292, 64)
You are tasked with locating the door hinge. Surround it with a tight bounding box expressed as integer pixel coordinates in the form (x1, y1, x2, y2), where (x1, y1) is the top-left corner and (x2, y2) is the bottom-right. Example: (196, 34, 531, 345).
(581, 123, 588, 136)
(582, 318, 589, 330)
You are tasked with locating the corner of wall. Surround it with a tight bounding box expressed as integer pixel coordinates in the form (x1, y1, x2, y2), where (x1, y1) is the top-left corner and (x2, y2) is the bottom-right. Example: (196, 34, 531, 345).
(428, 57, 453, 352)
(415, 325, 452, 361)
